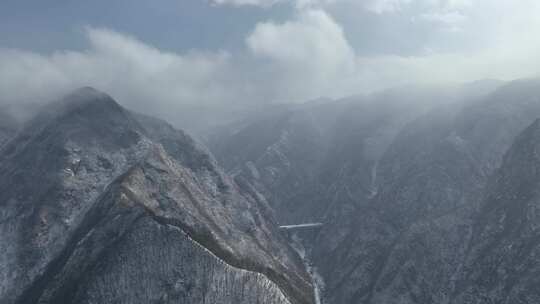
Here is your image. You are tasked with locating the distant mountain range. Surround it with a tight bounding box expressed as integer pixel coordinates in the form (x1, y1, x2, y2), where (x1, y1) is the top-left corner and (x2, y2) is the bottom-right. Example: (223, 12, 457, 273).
(3, 78, 540, 304)
(210, 78, 540, 303)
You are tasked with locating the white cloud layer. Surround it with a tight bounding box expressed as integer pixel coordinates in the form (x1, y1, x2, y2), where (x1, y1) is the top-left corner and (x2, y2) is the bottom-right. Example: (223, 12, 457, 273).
(246, 9, 355, 100)
(244, 5, 540, 97)
(210, 0, 283, 6)
(0, 28, 239, 128)
(364, 0, 411, 14)
(1, 1, 540, 131)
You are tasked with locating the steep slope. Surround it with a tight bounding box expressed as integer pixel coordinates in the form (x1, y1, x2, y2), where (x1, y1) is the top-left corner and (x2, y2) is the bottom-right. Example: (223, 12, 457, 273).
(211, 79, 540, 304)
(314, 78, 540, 304)
(454, 119, 540, 303)
(317, 103, 479, 303)
(0, 88, 313, 304)
(210, 86, 481, 296)
(211, 99, 344, 224)
(0, 109, 18, 147)
(210, 86, 458, 226)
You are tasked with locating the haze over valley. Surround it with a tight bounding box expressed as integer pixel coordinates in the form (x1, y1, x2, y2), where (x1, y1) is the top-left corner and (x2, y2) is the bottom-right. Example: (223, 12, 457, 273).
(2, 1, 540, 303)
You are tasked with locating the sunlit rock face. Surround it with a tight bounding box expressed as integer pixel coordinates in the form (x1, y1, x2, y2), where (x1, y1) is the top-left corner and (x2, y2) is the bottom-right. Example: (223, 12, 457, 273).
(211, 79, 540, 303)
(0, 87, 313, 304)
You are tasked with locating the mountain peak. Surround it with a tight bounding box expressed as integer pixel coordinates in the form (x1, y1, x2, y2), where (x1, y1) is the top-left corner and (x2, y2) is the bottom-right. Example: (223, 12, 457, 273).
(58, 86, 121, 113)
(21, 87, 125, 129)
(71, 86, 106, 96)
(0, 88, 313, 304)
(1, 88, 142, 159)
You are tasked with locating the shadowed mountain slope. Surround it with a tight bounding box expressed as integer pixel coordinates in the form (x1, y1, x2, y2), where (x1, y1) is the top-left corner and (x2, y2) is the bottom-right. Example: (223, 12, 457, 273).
(0, 87, 314, 304)
(211, 79, 540, 303)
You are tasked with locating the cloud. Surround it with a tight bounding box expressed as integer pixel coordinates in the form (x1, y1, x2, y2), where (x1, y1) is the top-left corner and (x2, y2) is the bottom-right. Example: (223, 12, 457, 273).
(209, 0, 413, 13)
(418, 11, 466, 32)
(246, 9, 356, 100)
(247, 10, 353, 66)
(210, 0, 283, 7)
(209, 0, 330, 9)
(362, 0, 472, 14)
(0, 28, 238, 130)
(1, 1, 540, 132)
(363, 0, 412, 14)
(243, 4, 540, 96)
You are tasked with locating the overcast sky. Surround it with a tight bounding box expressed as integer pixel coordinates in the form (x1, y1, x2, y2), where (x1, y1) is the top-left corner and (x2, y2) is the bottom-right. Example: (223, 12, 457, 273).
(1, 0, 539, 125)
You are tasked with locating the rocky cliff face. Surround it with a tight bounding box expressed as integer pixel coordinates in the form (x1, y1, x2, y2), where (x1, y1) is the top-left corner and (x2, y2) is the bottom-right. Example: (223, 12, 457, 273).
(0, 88, 313, 304)
(316, 79, 540, 304)
(211, 86, 467, 303)
(211, 79, 540, 303)
(454, 118, 540, 303)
